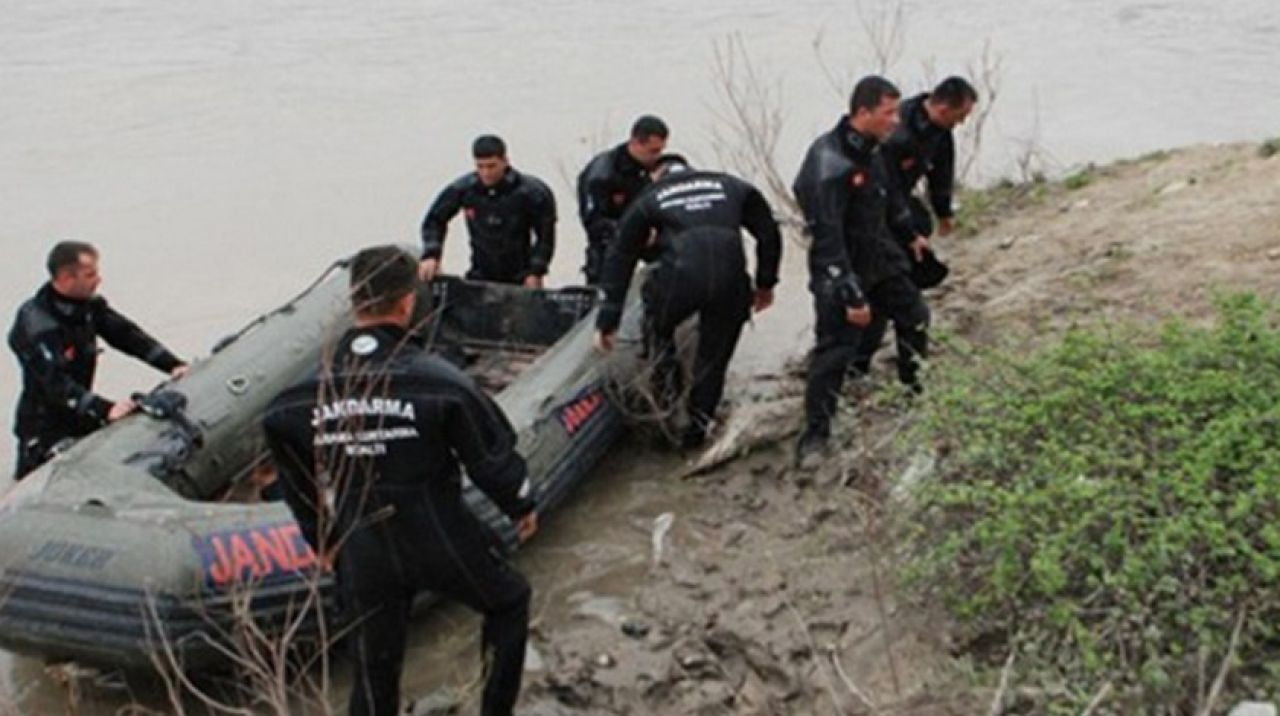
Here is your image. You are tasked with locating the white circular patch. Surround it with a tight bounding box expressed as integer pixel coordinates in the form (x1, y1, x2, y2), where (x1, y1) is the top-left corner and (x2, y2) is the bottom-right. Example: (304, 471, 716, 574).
(350, 335, 379, 356)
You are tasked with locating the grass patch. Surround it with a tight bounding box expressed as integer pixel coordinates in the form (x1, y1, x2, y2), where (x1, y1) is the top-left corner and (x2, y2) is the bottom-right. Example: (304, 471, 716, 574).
(906, 294, 1280, 713)
(1259, 137, 1280, 158)
(1118, 150, 1172, 167)
(1062, 164, 1096, 191)
(953, 179, 1049, 238)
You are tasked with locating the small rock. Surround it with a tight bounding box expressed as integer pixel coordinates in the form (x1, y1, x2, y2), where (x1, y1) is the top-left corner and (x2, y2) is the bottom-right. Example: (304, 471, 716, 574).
(998, 236, 1018, 249)
(408, 690, 462, 715)
(808, 505, 838, 527)
(1158, 180, 1189, 196)
(670, 561, 703, 589)
(621, 619, 651, 639)
(594, 652, 616, 669)
(651, 512, 675, 567)
(1267, 248, 1280, 261)
(721, 523, 749, 549)
(1071, 198, 1091, 211)
(760, 595, 786, 619)
(1229, 703, 1277, 716)
(677, 651, 713, 673)
(646, 629, 677, 652)
(524, 643, 546, 673)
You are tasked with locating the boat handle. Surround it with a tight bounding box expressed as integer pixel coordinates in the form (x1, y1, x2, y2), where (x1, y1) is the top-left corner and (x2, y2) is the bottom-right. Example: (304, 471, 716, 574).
(227, 376, 250, 396)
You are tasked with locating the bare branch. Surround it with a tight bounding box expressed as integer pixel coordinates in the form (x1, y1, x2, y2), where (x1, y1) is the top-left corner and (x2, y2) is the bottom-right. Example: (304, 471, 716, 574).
(706, 33, 804, 233)
(854, 0, 907, 75)
(956, 39, 1003, 185)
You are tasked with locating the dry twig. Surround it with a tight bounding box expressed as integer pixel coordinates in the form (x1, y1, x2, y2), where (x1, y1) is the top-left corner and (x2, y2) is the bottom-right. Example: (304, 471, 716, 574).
(988, 647, 1016, 716)
(1198, 607, 1247, 716)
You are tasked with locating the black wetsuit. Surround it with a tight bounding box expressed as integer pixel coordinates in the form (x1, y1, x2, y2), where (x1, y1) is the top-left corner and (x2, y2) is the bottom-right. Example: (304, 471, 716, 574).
(793, 119, 930, 436)
(576, 143, 653, 284)
(421, 168, 556, 284)
(882, 92, 957, 241)
(597, 169, 781, 441)
(7, 283, 182, 479)
(852, 94, 958, 381)
(262, 324, 534, 716)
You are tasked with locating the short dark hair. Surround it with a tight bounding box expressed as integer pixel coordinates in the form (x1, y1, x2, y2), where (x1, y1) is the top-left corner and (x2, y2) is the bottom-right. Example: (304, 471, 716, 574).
(630, 115, 669, 142)
(932, 76, 978, 108)
(849, 75, 901, 115)
(472, 134, 507, 159)
(47, 241, 97, 277)
(654, 153, 691, 176)
(349, 245, 418, 315)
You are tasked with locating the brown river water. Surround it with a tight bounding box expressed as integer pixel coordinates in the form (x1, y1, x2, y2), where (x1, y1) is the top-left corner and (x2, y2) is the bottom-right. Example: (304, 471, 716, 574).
(2, 0, 1279, 710)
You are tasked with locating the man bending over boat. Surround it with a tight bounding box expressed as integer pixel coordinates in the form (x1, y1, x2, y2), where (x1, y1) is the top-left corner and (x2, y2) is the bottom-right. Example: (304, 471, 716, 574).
(593, 155, 782, 448)
(419, 134, 557, 288)
(7, 241, 188, 479)
(263, 245, 538, 716)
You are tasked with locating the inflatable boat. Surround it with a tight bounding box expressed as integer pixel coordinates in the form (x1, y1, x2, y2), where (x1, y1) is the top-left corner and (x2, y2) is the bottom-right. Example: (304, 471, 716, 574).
(0, 260, 649, 669)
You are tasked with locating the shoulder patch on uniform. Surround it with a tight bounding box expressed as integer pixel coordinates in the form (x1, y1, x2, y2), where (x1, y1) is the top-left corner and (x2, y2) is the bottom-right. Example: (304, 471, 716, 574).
(350, 335, 378, 356)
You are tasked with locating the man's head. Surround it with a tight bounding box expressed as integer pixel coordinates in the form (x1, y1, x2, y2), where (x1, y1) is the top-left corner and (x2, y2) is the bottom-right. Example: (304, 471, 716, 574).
(925, 76, 978, 130)
(652, 153, 691, 180)
(47, 241, 101, 300)
(848, 75, 902, 141)
(349, 245, 418, 327)
(472, 134, 510, 187)
(626, 115, 669, 170)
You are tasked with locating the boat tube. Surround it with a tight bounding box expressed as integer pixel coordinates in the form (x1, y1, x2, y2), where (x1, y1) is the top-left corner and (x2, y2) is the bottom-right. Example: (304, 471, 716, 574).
(0, 260, 651, 669)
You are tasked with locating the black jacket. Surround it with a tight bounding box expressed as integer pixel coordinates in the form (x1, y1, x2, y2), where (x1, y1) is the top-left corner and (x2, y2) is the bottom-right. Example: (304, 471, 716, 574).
(262, 324, 534, 557)
(576, 143, 653, 249)
(883, 93, 957, 222)
(596, 169, 782, 332)
(792, 118, 915, 306)
(421, 168, 556, 283)
(8, 283, 181, 440)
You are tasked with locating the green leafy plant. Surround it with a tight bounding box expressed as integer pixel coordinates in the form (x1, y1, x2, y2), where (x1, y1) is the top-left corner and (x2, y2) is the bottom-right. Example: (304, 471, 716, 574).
(1062, 165, 1096, 190)
(905, 295, 1280, 712)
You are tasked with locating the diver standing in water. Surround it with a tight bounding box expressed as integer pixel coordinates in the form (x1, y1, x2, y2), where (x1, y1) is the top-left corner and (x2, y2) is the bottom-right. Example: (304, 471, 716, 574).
(264, 246, 538, 716)
(419, 134, 557, 288)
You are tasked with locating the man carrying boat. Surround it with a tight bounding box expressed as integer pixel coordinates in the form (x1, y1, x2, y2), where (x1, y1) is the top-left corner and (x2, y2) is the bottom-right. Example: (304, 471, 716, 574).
(263, 245, 538, 716)
(593, 155, 782, 448)
(419, 134, 558, 287)
(576, 114, 669, 284)
(7, 241, 188, 479)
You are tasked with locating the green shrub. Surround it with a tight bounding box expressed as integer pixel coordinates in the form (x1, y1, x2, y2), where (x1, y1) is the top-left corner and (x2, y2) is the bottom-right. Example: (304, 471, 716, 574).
(1063, 165, 1095, 190)
(906, 295, 1280, 712)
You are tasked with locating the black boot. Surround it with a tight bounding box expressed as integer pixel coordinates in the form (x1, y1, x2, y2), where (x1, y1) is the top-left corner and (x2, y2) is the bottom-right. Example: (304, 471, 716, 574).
(794, 427, 830, 472)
